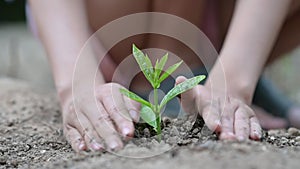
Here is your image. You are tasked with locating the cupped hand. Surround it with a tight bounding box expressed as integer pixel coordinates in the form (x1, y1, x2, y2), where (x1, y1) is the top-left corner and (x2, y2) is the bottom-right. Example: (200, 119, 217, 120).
(176, 76, 262, 141)
(60, 83, 140, 152)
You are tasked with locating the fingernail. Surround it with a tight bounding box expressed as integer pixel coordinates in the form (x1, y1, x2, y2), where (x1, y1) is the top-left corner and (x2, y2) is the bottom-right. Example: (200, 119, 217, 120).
(122, 127, 132, 137)
(92, 142, 103, 151)
(254, 131, 262, 139)
(129, 110, 139, 121)
(78, 142, 85, 150)
(109, 142, 120, 151)
(215, 120, 221, 126)
(214, 120, 221, 130)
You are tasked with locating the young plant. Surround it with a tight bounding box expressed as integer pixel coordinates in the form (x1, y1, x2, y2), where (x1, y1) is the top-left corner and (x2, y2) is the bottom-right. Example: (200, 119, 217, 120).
(120, 44, 206, 140)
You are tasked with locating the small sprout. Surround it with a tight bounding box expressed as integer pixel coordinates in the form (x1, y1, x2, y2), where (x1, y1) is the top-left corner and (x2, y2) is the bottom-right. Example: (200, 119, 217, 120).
(120, 44, 206, 140)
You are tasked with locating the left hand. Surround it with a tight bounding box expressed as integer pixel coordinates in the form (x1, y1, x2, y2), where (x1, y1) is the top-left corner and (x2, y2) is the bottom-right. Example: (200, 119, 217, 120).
(176, 76, 262, 141)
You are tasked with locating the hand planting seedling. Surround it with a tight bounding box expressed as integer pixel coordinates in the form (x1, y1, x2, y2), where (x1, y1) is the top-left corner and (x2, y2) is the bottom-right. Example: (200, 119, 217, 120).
(120, 44, 206, 140)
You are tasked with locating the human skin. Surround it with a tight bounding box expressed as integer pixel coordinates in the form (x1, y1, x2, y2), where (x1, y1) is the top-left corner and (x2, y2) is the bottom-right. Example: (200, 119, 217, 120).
(28, 0, 299, 151)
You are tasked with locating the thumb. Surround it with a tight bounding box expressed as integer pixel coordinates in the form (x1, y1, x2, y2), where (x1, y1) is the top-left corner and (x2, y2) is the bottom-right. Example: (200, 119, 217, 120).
(175, 76, 198, 114)
(123, 95, 140, 122)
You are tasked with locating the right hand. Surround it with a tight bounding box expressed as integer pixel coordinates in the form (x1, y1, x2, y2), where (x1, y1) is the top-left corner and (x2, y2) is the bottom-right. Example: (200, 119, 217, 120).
(60, 83, 140, 152)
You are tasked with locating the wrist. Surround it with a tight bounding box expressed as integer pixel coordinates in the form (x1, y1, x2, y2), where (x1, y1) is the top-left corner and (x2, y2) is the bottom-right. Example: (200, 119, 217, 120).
(226, 79, 254, 105)
(205, 62, 256, 105)
(55, 84, 72, 110)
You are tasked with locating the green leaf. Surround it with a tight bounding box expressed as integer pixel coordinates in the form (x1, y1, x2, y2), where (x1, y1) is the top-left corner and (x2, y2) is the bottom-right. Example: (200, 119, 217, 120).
(154, 53, 168, 81)
(158, 60, 183, 84)
(120, 88, 152, 108)
(140, 104, 158, 131)
(144, 54, 154, 74)
(132, 44, 154, 86)
(159, 75, 206, 108)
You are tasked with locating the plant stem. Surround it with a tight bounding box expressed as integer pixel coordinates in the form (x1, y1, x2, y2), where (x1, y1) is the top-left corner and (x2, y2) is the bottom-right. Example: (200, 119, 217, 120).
(156, 116, 161, 141)
(154, 88, 158, 109)
(153, 88, 161, 141)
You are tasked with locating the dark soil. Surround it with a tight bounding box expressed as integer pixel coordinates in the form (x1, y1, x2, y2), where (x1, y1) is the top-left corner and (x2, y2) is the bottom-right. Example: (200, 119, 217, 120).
(1, 85, 300, 169)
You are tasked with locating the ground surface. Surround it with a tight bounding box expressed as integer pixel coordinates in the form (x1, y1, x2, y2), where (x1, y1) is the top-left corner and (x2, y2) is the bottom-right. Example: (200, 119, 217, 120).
(0, 80, 300, 169)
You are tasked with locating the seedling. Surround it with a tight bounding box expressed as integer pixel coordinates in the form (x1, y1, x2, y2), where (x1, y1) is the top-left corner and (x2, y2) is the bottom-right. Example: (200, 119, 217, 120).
(120, 44, 206, 140)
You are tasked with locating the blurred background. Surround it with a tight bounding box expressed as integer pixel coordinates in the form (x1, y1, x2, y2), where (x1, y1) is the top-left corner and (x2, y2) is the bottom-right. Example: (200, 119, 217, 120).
(0, 0, 54, 92)
(0, 0, 300, 103)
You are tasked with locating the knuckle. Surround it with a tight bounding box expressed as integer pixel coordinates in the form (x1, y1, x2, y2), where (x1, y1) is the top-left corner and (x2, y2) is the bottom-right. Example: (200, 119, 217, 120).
(95, 85, 112, 99)
(97, 114, 112, 124)
(63, 112, 77, 126)
(107, 105, 119, 115)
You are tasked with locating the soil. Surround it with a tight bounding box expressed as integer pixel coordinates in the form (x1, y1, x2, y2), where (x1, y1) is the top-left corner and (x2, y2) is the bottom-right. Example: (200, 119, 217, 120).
(1, 80, 300, 169)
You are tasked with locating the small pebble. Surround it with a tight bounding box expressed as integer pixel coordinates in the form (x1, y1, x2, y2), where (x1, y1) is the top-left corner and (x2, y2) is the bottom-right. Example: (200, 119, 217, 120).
(170, 126, 179, 136)
(270, 136, 276, 141)
(0, 147, 8, 153)
(192, 128, 199, 134)
(10, 159, 19, 167)
(166, 137, 178, 144)
(140, 138, 147, 143)
(191, 138, 199, 143)
(179, 127, 185, 132)
(295, 136, 300, 142)
(143, 128, 151, 138)
(0, 155, 8, 165)
(287, 128, 300, 136)
(162, 117, 172, 127)
(201, 125, 213, 136)
(178, 139, 192, 146)
(281, 137, 288, 144)
(268, 130, 280, 136)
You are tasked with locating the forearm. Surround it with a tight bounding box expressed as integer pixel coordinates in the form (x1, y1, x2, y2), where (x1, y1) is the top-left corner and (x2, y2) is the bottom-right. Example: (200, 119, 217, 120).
(208, 0, 292, 103)
(28, 0, 105, 100)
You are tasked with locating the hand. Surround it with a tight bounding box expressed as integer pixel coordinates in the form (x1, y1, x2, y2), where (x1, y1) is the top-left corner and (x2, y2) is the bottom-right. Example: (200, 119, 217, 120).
(176, 76, 262, 141)
(60, 83, 140, 152)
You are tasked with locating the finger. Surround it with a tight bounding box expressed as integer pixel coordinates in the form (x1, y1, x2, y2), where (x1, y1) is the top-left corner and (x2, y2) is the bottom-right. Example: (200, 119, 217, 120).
(175, 76, 197, 114)
(84, 130, 104, 151)
(123, 95, 140, 122)
(201, 101, 221, 133)
(64, 125, 86, 152)
(66, 105, 104, 151)
(101, 86, 134, 138)
(63, 105, 86, 152)
(250, 116, 262, 140)
(77, 113, 104, 151)
(219, 97, 236, 140)
(82, 102, 123, 151)
(234, 107, 250, 141)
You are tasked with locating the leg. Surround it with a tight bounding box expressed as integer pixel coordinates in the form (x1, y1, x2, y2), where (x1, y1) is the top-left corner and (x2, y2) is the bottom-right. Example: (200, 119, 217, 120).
(255, 2, 300, 128)
(85, 0, 151, 62)
(267, 0, 300, 63)
(84, 0, 151, 87)
(146, 0, 206, 69)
